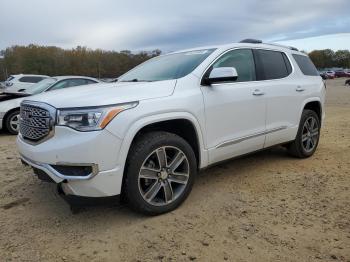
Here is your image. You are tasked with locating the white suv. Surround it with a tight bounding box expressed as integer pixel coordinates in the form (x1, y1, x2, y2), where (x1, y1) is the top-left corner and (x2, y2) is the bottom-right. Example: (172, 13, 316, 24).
(17, 40, 325, 215)
(3, 74, 49, 92)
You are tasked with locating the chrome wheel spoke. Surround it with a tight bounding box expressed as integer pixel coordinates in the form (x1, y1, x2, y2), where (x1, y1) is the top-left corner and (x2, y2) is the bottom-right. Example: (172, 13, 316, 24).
(311, 129, 319, 137)
(168, 173, 188, 184)
(169, 152, 185, 173)
(140, 167, 159, 179)
(302, 133, 308, 142)
(306, 138, 311, 150)
(163, 180, 173, 203)
(144, 181, 162, 201)
(309, 137, 315, 148)
(156, 147, 167, 168)
(305, 121, 311, 132)
(310, 117, 316, 130)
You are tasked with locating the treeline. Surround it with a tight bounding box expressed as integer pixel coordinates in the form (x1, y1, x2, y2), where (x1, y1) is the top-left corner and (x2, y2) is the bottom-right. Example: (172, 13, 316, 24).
(308, 49, 350, 69)
(1, 45, 349, 81)
(0, 45, 161, 81)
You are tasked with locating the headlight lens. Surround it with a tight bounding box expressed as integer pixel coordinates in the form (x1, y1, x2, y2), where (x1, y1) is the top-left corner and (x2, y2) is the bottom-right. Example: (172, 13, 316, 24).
(57, 102, 138, 131)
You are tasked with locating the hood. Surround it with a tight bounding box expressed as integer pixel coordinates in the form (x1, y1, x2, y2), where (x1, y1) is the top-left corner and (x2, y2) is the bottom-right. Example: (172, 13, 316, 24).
(24, 80, 176, 108)
(0, 97, 25, 113)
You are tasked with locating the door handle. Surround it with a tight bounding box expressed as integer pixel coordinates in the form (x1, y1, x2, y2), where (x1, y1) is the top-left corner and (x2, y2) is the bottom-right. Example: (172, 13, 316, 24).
(296, 86, 305, 92)
(252, 89, 265, 96)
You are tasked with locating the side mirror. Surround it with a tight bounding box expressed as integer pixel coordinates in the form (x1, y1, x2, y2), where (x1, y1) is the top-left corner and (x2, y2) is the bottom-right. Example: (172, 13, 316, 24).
(205, 67, 238, 85)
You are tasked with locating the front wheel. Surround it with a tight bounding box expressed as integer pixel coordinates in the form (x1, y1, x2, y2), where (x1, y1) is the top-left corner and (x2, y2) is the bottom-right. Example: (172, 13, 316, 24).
(288, 109, 321, 158)
(125, 131, 197, 215)
(5, 110, 20, 135)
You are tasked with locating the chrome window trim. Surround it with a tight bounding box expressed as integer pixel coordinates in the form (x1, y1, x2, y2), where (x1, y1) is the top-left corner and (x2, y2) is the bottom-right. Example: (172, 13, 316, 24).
(199, 47, 295, 86)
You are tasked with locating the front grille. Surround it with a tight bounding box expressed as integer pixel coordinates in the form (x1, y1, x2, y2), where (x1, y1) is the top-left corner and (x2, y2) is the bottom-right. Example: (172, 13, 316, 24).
(19, 103, 55, 142)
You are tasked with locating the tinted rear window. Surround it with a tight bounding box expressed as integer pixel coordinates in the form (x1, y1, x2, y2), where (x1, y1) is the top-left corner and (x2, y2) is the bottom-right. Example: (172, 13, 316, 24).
(19, 76, 45, 83)
(255, 50, 291, 80)
(292, 54, 319, 76)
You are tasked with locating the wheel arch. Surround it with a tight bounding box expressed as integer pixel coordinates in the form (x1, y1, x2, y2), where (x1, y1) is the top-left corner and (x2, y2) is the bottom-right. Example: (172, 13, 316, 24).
(116, 112, 208, 174)
(301, 98, 323, 125)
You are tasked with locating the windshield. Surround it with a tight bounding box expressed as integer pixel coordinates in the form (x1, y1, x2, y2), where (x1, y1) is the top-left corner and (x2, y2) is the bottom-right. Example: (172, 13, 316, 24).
(24, 78, 57, 94)
(118, 49, 215, 82)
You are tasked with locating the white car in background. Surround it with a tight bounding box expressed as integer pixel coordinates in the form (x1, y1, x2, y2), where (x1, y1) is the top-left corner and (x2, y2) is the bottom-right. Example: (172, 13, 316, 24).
(0, 76, 99, 134)
(3, 74, 49, 92)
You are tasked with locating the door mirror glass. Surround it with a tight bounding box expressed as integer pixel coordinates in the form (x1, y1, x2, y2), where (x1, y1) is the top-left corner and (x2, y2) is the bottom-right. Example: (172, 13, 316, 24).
(207, 67, 238, 84)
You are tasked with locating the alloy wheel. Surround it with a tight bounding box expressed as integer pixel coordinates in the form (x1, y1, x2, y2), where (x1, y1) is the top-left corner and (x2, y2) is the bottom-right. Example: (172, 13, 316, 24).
(10, 114, 20, 132)
(138, 146, 190, 206)
(301, 116, 319, 152)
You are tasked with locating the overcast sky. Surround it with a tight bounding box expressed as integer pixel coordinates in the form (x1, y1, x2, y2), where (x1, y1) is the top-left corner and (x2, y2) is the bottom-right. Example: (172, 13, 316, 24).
(0, 0, 349, 52)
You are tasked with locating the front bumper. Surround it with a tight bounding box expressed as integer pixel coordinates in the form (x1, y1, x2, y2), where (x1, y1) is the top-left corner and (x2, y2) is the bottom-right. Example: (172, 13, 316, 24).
(17, 126, 125, 197)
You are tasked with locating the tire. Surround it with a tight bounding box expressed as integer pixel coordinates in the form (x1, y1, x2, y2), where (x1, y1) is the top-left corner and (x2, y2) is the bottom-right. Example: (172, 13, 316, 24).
(287, 109, 320, 158)
(125, 131, 197, 215)
(5, 110, 20, 135)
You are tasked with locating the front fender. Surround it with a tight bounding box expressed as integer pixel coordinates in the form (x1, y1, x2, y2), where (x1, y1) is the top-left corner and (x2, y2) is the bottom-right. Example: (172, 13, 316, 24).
(108, 112, 208, 174)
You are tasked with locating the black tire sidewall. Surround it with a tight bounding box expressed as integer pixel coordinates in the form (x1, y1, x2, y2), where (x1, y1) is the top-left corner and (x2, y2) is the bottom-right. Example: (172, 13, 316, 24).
(5, 110, 20, 135)
(126, 132, 197, 215)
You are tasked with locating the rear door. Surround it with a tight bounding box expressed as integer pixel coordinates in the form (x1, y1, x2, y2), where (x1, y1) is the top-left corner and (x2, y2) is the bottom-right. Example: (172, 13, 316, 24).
(253, 49, 305, 147)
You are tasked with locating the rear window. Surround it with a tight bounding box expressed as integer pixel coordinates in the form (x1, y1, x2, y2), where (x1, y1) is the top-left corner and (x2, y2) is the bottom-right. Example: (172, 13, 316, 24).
(292, 54, 319, 76)
(255, 50, 291, 80)
(19, 76, 45, 83)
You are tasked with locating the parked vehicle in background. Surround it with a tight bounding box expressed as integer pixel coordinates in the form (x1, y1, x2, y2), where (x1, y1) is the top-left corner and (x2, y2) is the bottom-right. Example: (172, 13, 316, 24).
(3, 74, 49, 92)
(16, 40, 325, 215)
(0, 76, 99, 134)
(334, 70, 348, 78)
(325, 71, 335, 79)
(319, 71, 328, 80)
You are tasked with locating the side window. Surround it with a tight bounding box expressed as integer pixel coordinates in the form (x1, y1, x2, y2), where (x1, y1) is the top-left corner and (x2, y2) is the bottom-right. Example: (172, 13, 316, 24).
(292, 54, 319, 76)
(67, 79, 90, 87)
(49, 80, 70, 91)
(85, 79, 97, 85)
(211, 49, 256, 82)
(255, 50, 290, 80)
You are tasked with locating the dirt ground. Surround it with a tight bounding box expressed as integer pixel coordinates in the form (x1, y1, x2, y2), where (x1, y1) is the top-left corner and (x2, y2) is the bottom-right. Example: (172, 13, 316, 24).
(0, 79, 349, 262)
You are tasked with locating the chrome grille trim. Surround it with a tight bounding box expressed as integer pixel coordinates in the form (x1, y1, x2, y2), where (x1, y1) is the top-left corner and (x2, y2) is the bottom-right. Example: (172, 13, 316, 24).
(19, 101, 56, 145)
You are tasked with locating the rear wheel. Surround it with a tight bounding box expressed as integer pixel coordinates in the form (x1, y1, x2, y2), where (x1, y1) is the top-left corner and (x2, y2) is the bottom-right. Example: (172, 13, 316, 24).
(125, 131, 197, 215)
(288, 109, 320, 158)
(5, 110, 20, 135)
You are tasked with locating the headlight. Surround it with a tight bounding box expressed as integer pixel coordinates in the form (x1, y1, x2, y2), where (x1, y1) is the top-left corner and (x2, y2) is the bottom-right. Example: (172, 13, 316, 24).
(57, 102, 138, 131)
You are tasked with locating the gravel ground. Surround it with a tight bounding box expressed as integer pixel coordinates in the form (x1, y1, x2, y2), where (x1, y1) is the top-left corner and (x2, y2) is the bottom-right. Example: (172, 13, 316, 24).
(0, 78, 349, 262)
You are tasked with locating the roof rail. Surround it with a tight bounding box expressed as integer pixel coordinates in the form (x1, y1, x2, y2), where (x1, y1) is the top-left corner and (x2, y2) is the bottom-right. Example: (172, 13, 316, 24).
(265, 42, 299, 51)
(239, 39, 263, 44)
(239, 39, 299, 51)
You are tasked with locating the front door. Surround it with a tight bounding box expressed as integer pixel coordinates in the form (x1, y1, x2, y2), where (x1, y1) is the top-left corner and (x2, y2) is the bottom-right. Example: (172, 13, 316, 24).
(200, 48, 266, 164)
